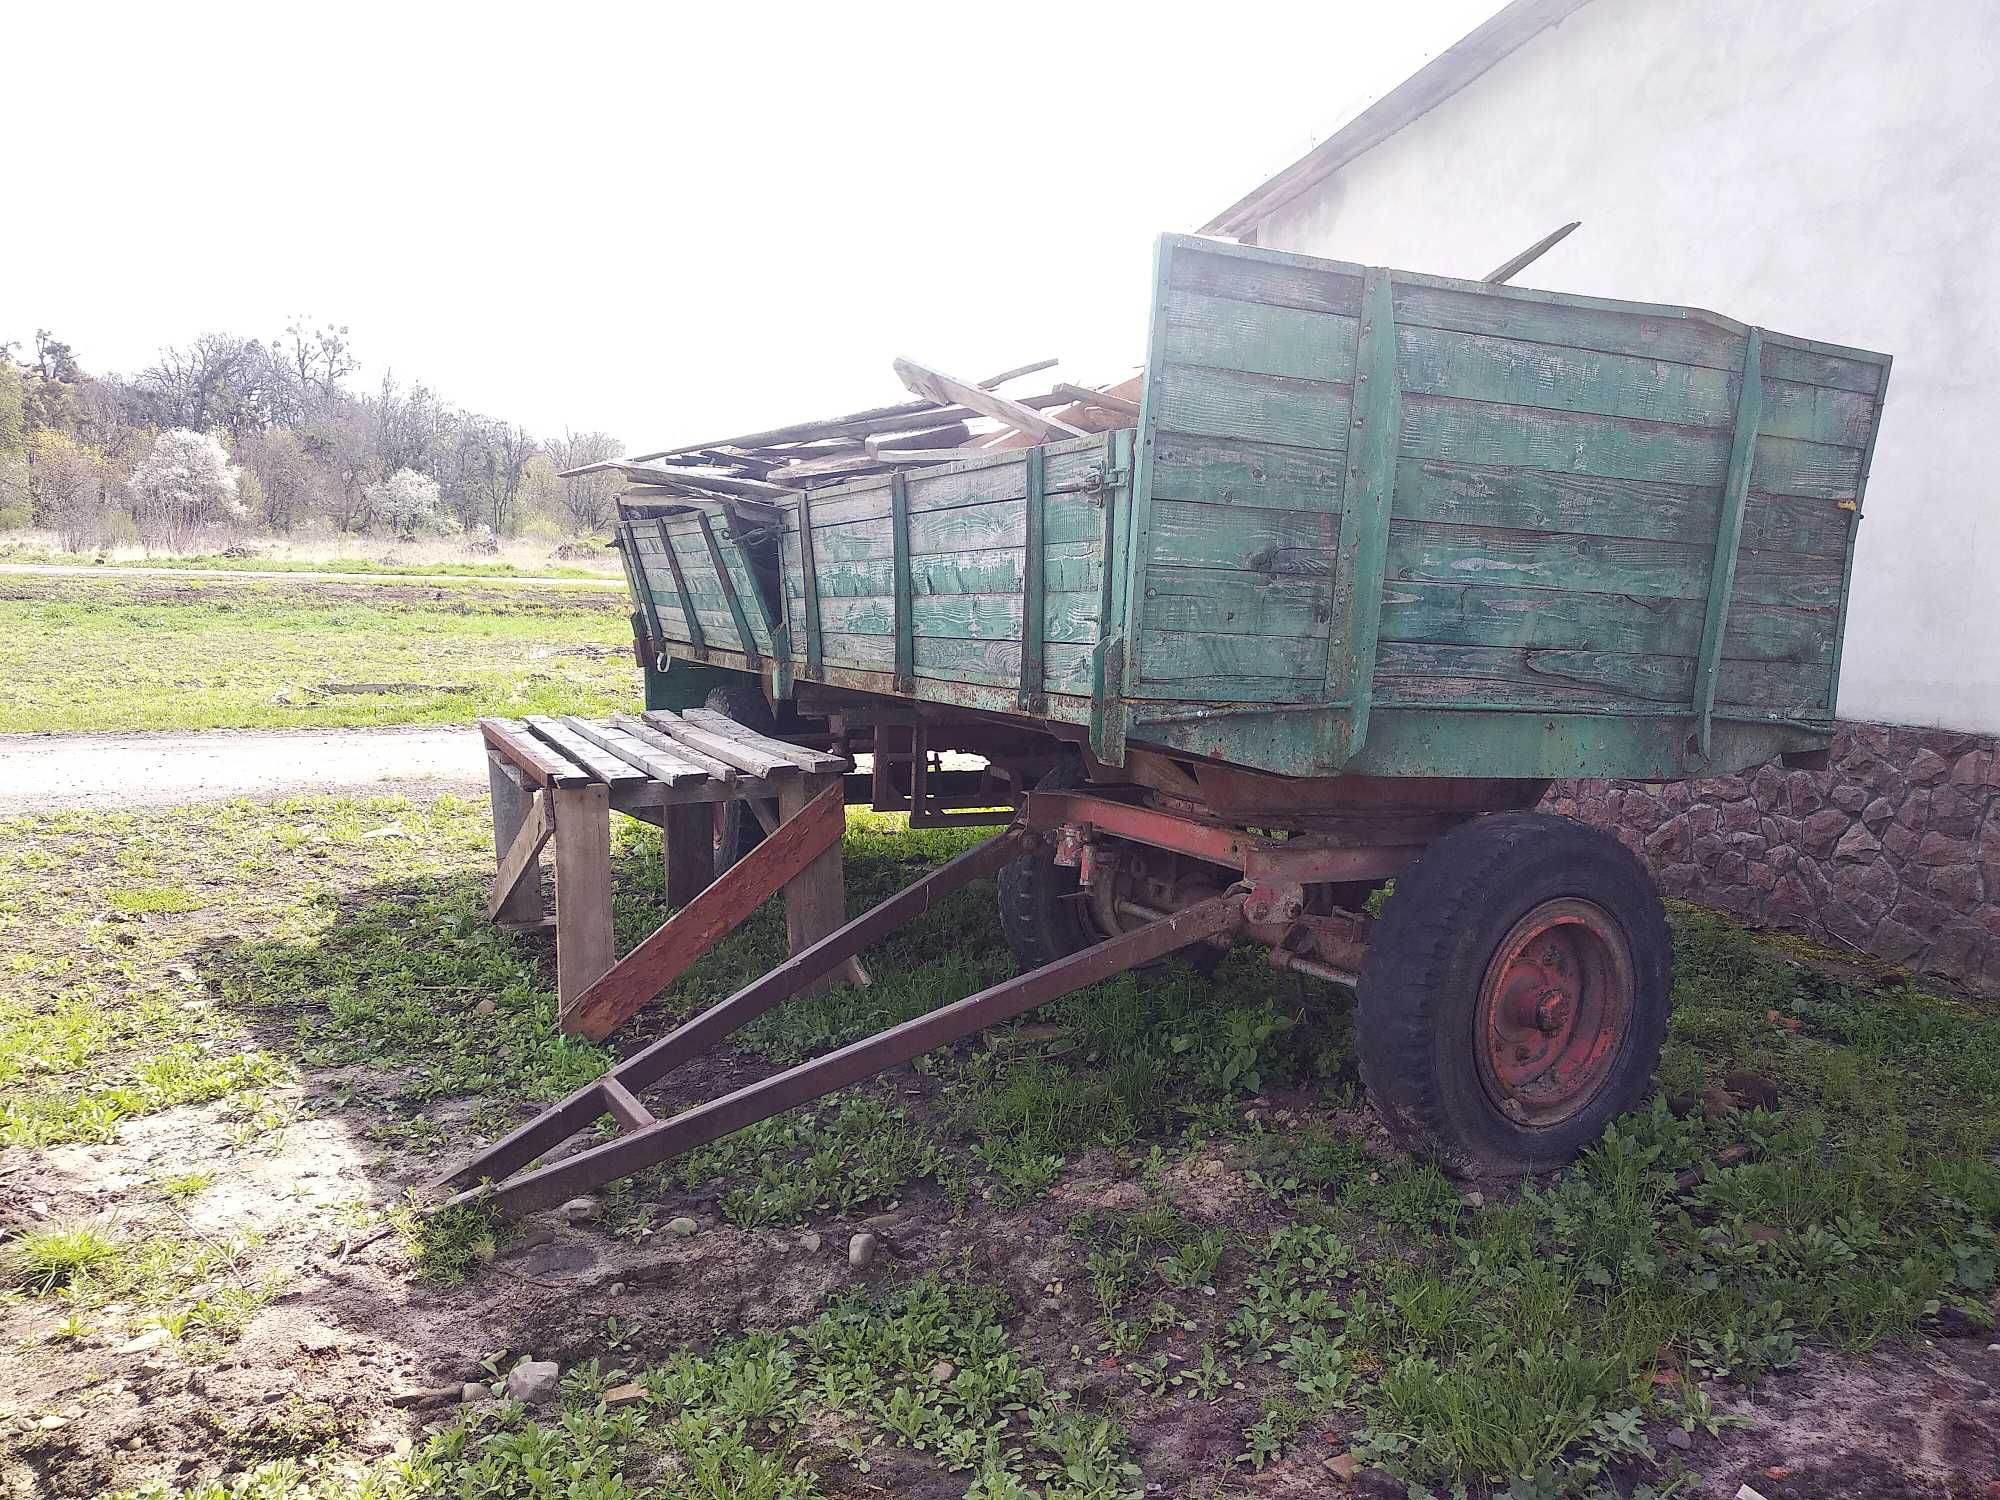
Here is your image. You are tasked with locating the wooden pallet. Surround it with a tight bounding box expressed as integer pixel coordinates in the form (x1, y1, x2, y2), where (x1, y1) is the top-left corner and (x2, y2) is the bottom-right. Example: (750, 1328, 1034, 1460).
(479, 710, 856, 1041)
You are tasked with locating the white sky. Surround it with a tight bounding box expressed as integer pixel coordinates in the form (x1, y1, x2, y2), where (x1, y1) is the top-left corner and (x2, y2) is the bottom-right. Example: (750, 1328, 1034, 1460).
(6, 1, 1497, 452)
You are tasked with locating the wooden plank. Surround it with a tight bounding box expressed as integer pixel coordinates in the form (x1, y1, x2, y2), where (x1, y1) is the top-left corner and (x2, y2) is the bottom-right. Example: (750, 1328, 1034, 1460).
(890, 472, 914, 693)
(559, 717, 710, 785)
(616, 525, 665, 654)
(814, 632, 1094, 690)
(1371, 641, 1832, 715)
(487, 754, 546, 924)
(1693, 329, 1763, 755)
(790, 542, 1098, 601)
(697, 513, 762, 664)
(1166, 241, 1364, 317)
(862, 421, 969, 458)
(1147, 497, 1337, 572)
(1392, 460, 1851, 558)
(806, 494, 1099, 566)
(813, 589, 1098, 644)
(487, 791, 552, 921)
(796, 436, 1106, 526)
(1051, 383, 1141, 419)
(796, 491, 824, 675)
(642, 712, 803, 779)
(1143, 566, 1329, 638)
(553, 783, 615, 1020)
(1162, 287, 1360, 383)
(780, 775, 845, 1001)
(1377, 579, 1833, 665)
(480, 717, 590, 788)
(1152, 363, 1353, 449)
(607, 713, 741, 783)
(661, 803, 713, 910)
(560, 780, 847, 1042)
(523, 716, 648, 783)
(679, 708, 847, 774)
(892, 357, 1087, 442)
(1018, 448, 1045, 710)
(1136, 627, 1327, 684)
(1325, 266, 1401, 755)
(1383, 519, 1846, 608)
(599, 1077, 655, 1131)
(1149, 430, 1347, 513)
(652, 520, 707, 655)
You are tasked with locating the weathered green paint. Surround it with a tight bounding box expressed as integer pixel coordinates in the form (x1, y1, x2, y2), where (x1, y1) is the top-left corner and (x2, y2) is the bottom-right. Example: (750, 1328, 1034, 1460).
(796, 488, 825, 678)
(1325, 267, 1401, 759)
(1693, 329, 1763, 756)
(653, 519, 707, 657)
(1018, 447, 1047, 711)
(890, 471, 914, 694)
(631, 234, 1888, 783)
(696, 512, 760, 667)
(616, 525, 664, 657)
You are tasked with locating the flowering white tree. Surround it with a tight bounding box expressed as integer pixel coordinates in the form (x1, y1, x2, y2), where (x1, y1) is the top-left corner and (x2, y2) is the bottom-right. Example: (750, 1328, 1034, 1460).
(129, 428, 243, 552)
(365, 466, 456, 537)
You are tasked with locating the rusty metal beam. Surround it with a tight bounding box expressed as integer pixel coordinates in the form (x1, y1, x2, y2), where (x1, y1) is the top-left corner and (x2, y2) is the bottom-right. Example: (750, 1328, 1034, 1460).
(431, 824, 1036, 1197)
(442, 888, 1243, 1216)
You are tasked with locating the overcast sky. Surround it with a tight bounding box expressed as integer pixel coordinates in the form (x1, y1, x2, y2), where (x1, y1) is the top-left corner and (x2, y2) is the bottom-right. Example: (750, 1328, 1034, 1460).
(7, 1, 1496, 452)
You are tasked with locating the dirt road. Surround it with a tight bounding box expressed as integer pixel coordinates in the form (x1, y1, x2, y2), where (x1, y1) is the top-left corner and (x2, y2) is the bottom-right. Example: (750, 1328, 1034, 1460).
(0, 725, 487, 812)
(0, 561, 622, 589)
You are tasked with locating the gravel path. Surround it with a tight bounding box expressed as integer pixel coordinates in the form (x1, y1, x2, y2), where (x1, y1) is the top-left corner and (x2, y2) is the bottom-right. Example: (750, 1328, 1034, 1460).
(0, 726, 488, 813)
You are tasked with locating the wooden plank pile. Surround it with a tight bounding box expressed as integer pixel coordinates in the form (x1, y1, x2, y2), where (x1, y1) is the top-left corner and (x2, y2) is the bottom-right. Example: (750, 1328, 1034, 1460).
(559, 355, 1142, 508)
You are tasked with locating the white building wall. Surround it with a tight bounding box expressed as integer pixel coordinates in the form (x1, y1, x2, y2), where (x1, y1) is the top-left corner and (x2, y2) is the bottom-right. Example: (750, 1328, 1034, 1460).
(1254, 0, 2000, 735)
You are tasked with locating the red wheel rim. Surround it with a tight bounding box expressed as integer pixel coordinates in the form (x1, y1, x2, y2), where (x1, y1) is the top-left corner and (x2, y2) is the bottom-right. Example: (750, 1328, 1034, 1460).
(1475, 898, 1634, 1127)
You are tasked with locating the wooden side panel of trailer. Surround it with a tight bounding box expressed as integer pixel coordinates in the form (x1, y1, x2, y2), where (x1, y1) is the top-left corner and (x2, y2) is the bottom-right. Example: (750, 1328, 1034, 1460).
(1122, 235, 1890, 775)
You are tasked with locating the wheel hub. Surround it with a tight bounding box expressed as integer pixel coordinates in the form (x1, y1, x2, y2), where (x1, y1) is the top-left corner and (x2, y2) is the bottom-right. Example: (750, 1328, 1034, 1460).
(1476, 898, 1634, 1127)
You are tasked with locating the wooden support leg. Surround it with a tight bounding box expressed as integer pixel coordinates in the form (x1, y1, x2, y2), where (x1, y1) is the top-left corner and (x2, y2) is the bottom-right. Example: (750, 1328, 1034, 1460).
(487, 753, 546, 927)
(553, 783, 615, 1020)
(661, 803, 713, 909)
(781, 773, 847, 997)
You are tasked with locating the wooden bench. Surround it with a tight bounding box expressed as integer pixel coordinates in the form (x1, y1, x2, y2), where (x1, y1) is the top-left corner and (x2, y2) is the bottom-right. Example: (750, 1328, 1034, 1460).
(479, 710, 856, 1041)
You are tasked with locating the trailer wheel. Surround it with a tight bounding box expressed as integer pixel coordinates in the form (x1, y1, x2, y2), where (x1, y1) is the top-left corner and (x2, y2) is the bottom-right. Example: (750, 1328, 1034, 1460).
(998, 764, 1104, 971)
(704, 682, 775, 877)
(1354, 811, 1671, 1177)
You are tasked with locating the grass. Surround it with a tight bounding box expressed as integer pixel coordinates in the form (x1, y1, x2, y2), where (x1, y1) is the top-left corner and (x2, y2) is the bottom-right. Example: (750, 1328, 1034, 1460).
(0, 534, 622, 581)
(0, 574, 634, 731)
(4, 794, 1995, 1498)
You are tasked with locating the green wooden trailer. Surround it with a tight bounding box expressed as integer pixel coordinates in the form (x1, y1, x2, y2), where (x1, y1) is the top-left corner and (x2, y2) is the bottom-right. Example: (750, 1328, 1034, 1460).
(593, 232, 1891, 1178)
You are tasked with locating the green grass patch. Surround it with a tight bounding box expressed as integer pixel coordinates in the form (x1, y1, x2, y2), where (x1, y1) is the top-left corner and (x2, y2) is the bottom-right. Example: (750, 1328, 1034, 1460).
(0, 574, 633, 731)
(109, 883, 204, 915)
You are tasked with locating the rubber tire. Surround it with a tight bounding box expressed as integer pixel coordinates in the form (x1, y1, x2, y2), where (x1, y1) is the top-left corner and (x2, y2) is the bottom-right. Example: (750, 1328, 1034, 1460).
(1354, 810, 1672, 1178)
(705, 681, 776, 878)
(997, 763, 1103, 972)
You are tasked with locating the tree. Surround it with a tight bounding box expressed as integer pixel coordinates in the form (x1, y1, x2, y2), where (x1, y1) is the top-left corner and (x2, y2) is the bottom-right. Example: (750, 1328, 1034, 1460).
(364, 467, 456, 537)
(29, 431, 110, 552)
(281, 317, 356, 407)
(237, 427, 323, 532)
(136, 334, 292, 440)
(0, 361, 25, 528)
(544, 429, 623, 536)
(462, 419, 537, 536)
(129, 429, 243, 551)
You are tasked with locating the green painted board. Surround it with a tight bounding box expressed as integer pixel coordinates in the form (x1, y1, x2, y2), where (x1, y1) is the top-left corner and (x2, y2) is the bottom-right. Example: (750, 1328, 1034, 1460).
(640, 233, 1887, 783)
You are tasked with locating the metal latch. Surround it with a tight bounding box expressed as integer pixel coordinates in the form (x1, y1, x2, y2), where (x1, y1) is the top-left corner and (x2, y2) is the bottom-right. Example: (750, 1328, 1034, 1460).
(1079, 464, 1129, 502)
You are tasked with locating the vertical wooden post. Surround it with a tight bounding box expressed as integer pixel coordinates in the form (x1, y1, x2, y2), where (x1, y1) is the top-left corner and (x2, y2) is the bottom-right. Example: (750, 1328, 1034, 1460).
(662, 802, 714, 909)
(779, 772, 846, 997)
(487, 753, 545, 926)
(553, 783, 616, 1018)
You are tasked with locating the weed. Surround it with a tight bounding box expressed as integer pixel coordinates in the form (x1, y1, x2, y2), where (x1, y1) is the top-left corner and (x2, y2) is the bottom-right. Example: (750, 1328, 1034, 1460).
(399, 1200, 499, 1285)
(9, 1222, 122, 1293)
